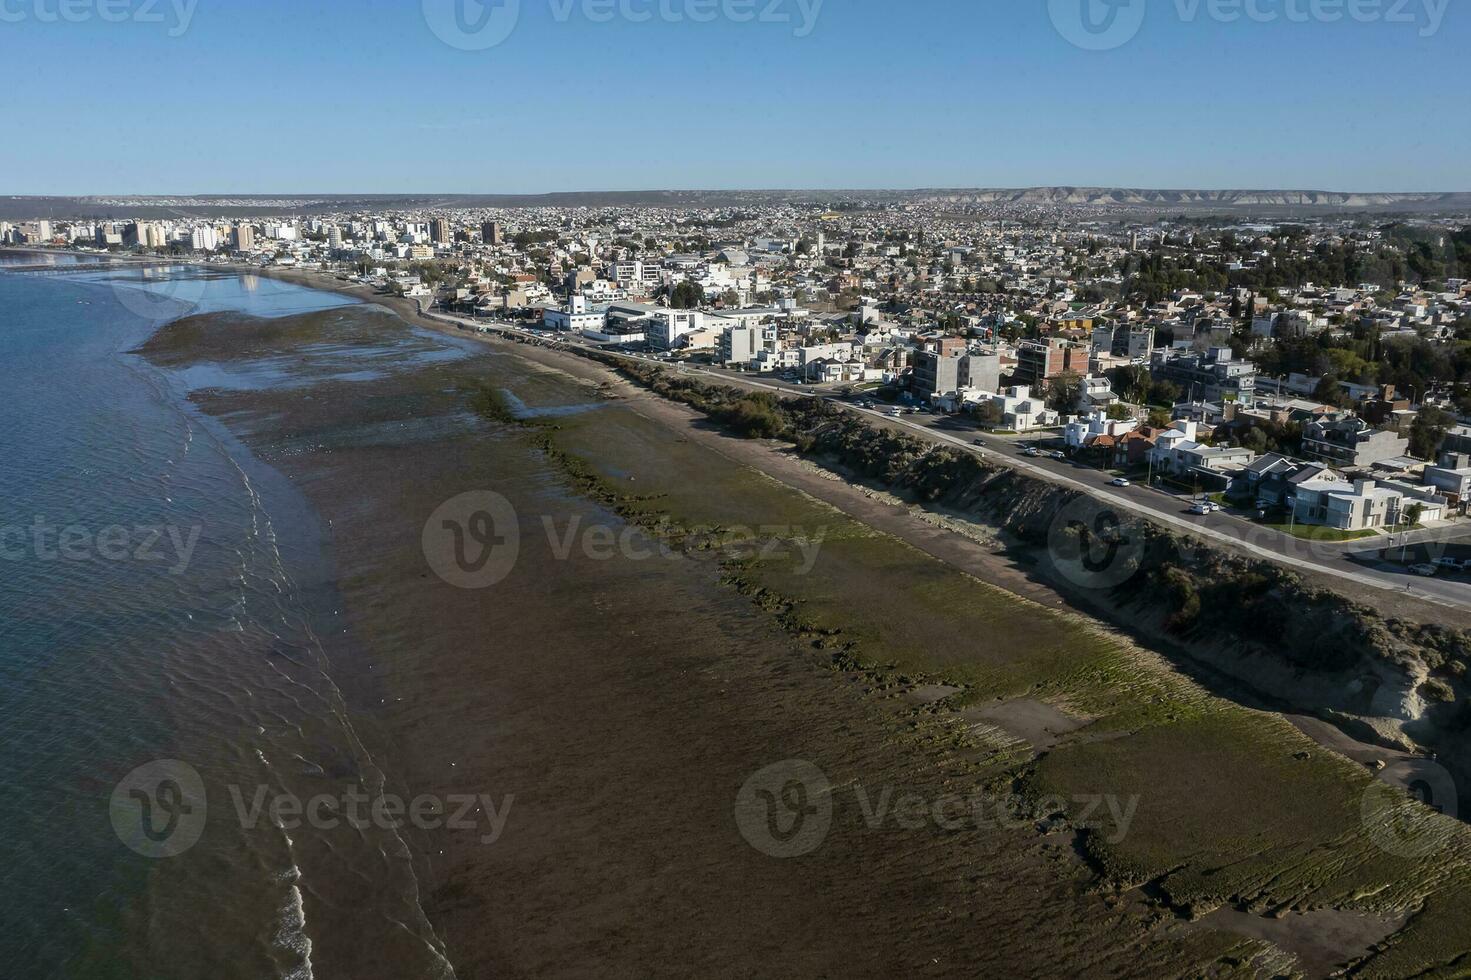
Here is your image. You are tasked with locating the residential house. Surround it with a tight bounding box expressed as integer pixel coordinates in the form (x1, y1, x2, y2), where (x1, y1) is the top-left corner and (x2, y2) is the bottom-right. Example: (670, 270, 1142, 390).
(1425, 452, 1471, 515)
(973, 386, 1059, 432)
(1292, 478, 1404, 532)
(1300, 415, 1410, 469)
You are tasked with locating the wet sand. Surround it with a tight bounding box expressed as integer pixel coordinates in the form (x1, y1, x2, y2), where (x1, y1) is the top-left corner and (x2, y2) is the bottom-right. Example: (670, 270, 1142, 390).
(141, 303, 1262, 977)
(139, 279, 1471, 978)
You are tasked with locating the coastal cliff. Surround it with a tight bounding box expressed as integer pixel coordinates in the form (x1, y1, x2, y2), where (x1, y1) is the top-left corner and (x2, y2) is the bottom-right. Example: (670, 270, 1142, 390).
(585, 357, 1471, 798)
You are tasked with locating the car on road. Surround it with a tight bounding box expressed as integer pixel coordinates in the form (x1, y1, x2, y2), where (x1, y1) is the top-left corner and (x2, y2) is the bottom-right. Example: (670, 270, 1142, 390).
(1410, 564, 1439, 577)
(974, 438, 986, 446)
(1189, 502, 1212, 515)
(1048, 450, 1066, 460)
(1435, 557, 1464, 572)
(1022, 448, 1042, 457)
(1110, 477, 1131, 488)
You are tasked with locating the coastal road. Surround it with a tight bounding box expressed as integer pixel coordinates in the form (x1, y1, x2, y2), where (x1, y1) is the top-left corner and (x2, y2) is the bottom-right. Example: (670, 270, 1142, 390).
(426, 311, 1471, 613)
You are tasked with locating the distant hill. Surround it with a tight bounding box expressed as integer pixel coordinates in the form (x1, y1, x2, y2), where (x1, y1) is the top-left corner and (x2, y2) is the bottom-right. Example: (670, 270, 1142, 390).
(3, 187, 1469, 220)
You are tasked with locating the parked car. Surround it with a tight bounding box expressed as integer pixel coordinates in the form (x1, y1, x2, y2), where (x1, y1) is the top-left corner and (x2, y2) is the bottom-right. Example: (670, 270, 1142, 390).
(1110, 477, 1131, 488)
(1435, 557, 1463, 571)
(1410, 564, 1439, 577)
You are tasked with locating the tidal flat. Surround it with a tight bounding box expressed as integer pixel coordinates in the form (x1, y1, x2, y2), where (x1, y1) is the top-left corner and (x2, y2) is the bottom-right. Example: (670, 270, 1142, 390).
(143, 299, 1471, 977)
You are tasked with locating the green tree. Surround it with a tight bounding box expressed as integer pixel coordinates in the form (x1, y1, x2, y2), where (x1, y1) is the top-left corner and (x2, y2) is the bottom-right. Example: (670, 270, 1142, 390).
(1046, 371, 1086, 414)
(1409, 407, 1456, 460)
(670, 280, 704, 309)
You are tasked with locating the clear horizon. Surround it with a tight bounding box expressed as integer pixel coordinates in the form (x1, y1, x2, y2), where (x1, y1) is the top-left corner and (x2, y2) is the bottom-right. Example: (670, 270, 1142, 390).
(9, 183, 1471, 198)
(4, 0, 1466, 195)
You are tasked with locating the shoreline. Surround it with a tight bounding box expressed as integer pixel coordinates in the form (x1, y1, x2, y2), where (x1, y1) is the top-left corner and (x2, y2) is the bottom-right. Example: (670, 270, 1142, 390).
(233, 263, 1438, 767)
(133, 261, 1471, 974)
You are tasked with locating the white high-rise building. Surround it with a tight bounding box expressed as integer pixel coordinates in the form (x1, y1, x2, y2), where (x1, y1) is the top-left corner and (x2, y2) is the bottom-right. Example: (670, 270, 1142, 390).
(190, 226, 219, 252)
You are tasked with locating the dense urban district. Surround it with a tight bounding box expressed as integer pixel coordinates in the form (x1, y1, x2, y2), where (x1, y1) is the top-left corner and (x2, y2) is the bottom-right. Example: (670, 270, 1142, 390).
(8, 199, 1471, 555)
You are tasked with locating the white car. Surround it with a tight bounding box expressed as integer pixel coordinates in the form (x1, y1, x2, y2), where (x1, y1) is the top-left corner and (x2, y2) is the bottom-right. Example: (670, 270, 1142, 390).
(1410, 564, 1439, 577)
(1189, 503, 1212, 516)
(1110, 477, 1131, 488)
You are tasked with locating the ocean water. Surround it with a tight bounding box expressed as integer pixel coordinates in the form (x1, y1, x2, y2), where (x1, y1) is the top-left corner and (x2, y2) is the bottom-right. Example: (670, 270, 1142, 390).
(0, 261, 454, 978)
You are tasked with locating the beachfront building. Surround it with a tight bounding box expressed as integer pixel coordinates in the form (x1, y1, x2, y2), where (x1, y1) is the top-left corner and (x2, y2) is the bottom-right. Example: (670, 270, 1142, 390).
(1014, 338, 1087, 391)
(1065, 411, 1138, 451)
(719, 324, 778, 368)
(972, 386, 1059, 432)
(543, 293, 608, 334)
(1291, 478, 1405, 532)
(1425, 452, 1471, 514)
(913, 349, 1002, 400)
(647, 308, 705, 351)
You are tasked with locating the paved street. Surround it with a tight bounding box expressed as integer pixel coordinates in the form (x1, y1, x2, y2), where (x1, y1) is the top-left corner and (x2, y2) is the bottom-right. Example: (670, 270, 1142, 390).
(441, 313, 1471, 612)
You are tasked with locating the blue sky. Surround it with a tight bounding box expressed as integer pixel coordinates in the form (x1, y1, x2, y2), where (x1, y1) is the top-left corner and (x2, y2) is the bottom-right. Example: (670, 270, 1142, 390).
(2, 0, 1465, 193)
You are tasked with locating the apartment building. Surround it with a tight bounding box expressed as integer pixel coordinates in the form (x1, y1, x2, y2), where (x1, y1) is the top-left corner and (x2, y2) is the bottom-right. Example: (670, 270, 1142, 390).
(1150, 347, 1257, 402)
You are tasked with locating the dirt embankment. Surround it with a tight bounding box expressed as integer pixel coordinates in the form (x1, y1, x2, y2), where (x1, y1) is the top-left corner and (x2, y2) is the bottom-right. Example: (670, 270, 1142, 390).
(574, 357, 1471, 801)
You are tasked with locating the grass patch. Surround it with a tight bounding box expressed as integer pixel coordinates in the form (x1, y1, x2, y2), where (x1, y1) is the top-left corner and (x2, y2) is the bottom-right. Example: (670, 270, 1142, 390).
(1263, 523, 1379, 542)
